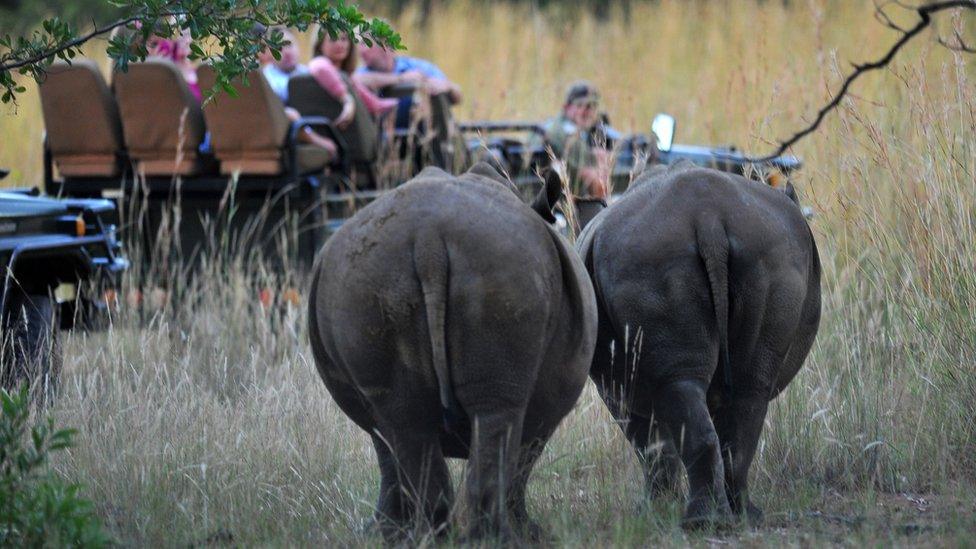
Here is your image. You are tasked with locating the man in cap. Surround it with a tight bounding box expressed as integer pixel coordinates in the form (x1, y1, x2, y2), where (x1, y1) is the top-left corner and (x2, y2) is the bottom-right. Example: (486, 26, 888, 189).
(537, 81, 613, 199)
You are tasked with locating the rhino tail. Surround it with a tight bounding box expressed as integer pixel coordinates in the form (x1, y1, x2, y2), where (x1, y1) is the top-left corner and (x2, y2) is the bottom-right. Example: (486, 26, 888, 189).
(415, 232, 467, 431)
(696, 216, 733, 399)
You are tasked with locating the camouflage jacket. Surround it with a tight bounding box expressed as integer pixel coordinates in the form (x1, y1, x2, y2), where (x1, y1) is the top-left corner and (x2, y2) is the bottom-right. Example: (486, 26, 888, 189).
(532, 115, 599, 197)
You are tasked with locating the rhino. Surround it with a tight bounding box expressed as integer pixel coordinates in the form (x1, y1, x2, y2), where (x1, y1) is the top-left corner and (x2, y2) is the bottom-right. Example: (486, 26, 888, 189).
(307, 162, 597, 542)
(577, 161, 821, 526)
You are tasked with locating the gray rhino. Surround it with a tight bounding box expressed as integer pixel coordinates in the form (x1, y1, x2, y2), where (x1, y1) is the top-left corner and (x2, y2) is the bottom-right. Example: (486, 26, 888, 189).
(308, 163, 597, 542)
(577, 162, 821, 527)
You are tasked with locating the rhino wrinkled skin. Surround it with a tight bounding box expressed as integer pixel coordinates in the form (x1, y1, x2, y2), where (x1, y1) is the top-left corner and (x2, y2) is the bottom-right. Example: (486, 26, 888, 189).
(577, 161, 821, 527)
(308, 162, 597, 541)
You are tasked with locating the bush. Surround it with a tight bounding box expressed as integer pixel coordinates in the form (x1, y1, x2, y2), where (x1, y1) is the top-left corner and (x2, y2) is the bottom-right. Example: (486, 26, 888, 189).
(0, 386, 110, 547)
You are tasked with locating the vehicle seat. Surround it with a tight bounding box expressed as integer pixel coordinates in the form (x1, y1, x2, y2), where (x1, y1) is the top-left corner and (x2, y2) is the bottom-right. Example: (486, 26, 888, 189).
(287, 75, 378, 169)
(113, 60, 209, 177)
(197, 67, 331, 177)
(429, 92, 469, 172)
(38, 61, 124, 178)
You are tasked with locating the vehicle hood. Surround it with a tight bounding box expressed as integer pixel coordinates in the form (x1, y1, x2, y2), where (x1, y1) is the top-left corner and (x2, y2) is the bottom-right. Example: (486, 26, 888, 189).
(0, 192, 68, 219)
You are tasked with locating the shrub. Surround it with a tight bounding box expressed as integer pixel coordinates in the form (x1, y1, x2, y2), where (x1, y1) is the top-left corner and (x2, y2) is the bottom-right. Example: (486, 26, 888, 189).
(0, 386, 110, 547)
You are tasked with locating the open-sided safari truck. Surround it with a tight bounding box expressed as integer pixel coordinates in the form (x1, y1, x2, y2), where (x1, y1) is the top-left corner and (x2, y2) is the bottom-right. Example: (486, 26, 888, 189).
(0, 168, 128, 395)
(460, 113, 803, 227)
(40, 61, 349, 273)
(39, 59, 800, 273)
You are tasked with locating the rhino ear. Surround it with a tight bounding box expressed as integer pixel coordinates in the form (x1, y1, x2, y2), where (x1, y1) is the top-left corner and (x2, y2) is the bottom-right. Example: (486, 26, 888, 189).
(770, 174, 802, 206)
(782, 181, 801, 206)
(531, 169, 563, 223)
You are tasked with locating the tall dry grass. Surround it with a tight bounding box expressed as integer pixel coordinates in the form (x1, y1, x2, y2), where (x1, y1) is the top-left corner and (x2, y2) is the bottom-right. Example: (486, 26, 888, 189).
(1, 0, 975, 545)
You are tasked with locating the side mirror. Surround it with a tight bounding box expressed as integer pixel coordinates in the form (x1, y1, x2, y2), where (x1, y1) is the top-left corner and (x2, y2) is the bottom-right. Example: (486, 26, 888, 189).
(651, 113, 675, 153)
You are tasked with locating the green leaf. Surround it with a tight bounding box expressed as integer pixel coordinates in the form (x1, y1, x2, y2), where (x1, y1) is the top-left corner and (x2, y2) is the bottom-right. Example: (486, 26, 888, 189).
(220, 80, 238, 98)
(0, 0, 402, 119)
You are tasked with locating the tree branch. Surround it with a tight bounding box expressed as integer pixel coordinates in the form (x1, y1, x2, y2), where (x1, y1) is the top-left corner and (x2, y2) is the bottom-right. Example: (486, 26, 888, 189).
(0, 0, 192, 75)
(938, 28, 976, 51)
(874, 0, 912, 32)
(742, 0, 976, 164)
(1, 16, 142, 72)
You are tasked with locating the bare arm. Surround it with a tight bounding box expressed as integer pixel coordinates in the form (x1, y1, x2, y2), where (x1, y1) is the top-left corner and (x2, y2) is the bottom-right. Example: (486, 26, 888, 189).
(353, 70, 404, 91)
(335, 94, 356, 128)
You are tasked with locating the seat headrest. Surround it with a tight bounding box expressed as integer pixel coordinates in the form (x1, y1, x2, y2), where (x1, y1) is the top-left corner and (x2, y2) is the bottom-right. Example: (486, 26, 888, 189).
(113, 60, 206, 154)
(39, 60, 124, 157)
(197, 66, 291, 157)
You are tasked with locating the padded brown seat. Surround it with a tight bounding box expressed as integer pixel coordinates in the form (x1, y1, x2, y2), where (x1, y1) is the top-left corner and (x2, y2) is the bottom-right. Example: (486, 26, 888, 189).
(377, 84, 467, 173)
(287, 74, 378, 167)
(197, 67, 330, 176)
(113, 60, 209, 176)
(429, 92, 469, 172)
(38, 60, 124, 178)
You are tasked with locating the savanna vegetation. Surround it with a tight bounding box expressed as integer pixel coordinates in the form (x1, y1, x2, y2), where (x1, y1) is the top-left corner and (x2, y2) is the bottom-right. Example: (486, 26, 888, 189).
(1, 0, 975, 545)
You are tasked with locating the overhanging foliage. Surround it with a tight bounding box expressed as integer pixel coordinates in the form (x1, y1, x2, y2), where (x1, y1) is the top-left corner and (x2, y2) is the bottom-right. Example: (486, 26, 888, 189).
(0, 0, 402, 104)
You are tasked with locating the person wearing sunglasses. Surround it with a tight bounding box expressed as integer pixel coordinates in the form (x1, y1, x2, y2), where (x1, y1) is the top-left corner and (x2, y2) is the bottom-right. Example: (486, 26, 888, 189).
(538, 81, 612, 199)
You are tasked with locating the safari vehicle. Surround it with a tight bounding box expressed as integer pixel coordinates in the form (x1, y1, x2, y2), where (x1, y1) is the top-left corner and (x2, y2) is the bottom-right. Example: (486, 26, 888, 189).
(459, 113, 802, 196)
(0, 168, 129, 393)
(38, 60, 468, 271)
(40, 60, 345, 271)
(38, 59, 801, 270)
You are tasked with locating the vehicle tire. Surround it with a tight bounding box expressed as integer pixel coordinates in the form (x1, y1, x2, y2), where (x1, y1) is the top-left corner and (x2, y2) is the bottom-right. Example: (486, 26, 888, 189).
(1, 288, 62, 403)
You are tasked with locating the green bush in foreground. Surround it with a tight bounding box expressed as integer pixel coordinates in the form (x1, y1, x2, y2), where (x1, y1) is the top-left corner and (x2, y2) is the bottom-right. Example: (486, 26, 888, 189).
(0, 387, 110, 548)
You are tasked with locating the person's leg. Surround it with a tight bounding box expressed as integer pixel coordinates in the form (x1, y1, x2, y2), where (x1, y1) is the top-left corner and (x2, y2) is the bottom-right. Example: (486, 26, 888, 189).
(283, 106, 337, 157)
(353, 80, 398, 117)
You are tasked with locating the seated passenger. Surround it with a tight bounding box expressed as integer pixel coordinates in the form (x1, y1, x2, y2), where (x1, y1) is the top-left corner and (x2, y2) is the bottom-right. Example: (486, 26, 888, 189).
(260, 28, 309, 103)
(536, 81, 613, 199)
(257, 27, 337, 158)
(147, 28, 201, 102)
(354, 43, 461, 128)
(308, 30, 398, 129)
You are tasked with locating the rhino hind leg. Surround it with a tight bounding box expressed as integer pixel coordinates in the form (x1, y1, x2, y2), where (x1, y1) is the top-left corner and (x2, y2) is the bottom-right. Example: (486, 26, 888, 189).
(713, 395, 769, 525)
(461, 405, 525, 543)
(595, 382, 681, 500)
(652, 379, 732, 528)
(370, 435, 407, 537)
(714, 282, 808, 525)
(630, 415, 682, 499)
(591, 317, 681, 500)
(506, 437, 553, 543)
(370, 428, 454, 541)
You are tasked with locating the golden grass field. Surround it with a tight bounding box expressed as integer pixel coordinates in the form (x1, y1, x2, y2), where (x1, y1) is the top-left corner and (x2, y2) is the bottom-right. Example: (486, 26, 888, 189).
(2, 0, 976, 545)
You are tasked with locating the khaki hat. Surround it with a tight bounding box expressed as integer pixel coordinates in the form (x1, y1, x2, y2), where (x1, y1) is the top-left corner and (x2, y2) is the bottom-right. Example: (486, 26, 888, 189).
(565, 81, 600, 105)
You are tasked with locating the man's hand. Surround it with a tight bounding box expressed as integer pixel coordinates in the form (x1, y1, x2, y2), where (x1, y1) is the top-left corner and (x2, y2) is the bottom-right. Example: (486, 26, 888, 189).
(581, 148, 611, 199)
(426, 78, 463, 104)
(426, 78, 451, 95)
(579, 167, 609, 199)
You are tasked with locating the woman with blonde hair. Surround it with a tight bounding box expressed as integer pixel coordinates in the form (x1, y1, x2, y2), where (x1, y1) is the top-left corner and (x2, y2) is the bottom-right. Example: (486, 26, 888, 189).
(308, 29, 397, 127)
